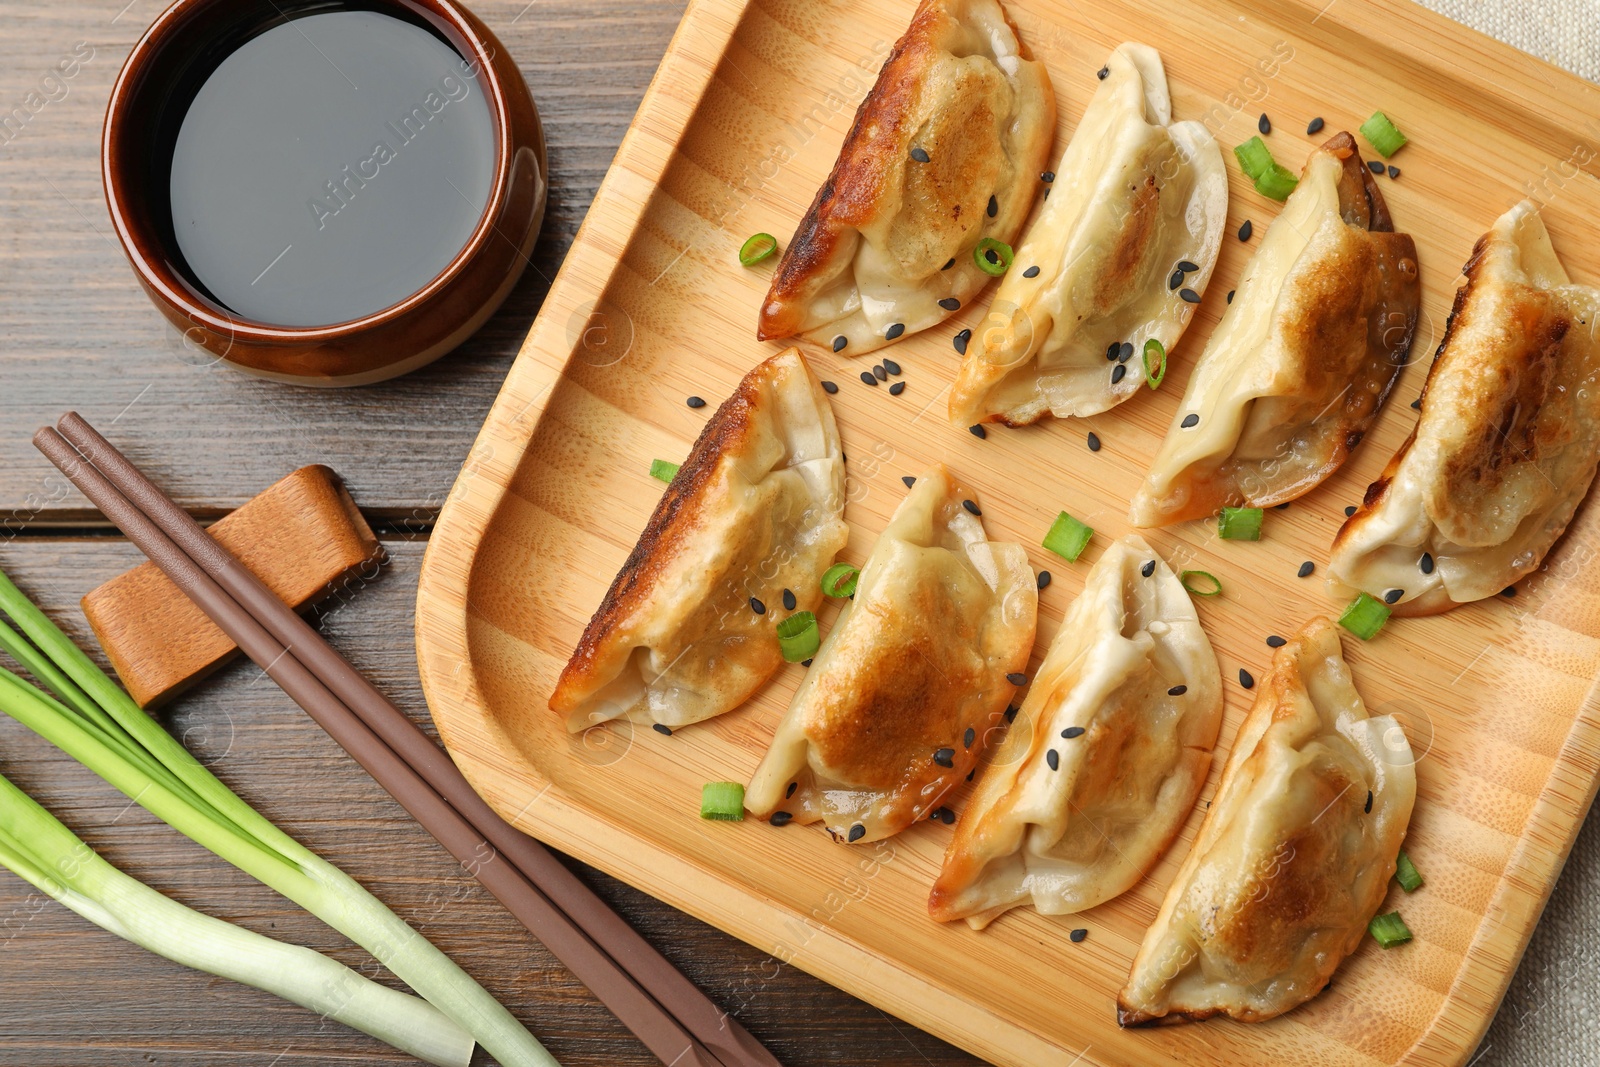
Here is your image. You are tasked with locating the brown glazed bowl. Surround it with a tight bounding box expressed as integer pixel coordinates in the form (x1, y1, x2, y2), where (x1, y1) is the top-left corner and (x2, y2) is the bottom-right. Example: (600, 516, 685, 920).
(103, 0, 546, 387)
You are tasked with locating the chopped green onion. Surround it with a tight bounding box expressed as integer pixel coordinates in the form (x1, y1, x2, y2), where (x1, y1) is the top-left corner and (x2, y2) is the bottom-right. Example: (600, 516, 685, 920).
(700, 782, 746, 821)
(1179, 570, 1223, 598)
(1395, 850, 1424, 893)
(1339, 591, 1391, 640)
(1042, 512, 1093, 562)
(738, 232, 778, 266)
(649, 459, 680, 483)
(1143, 338, 1167, 389)
(1218, 506, 1263, 541)
(1368, 911, 1413, 948)
(1360, 111, 1408, 158)
(0, 570, 556, 1067)
(775, 611, 820, 662)
(1233, 136, 1274, 180)
(1254, 162, 1300, 201)
(820, 562, 860, 598)
(974, 237, 1014, 277)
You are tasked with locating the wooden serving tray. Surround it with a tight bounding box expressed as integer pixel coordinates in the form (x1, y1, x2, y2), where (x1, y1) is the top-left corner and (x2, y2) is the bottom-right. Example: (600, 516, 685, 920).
(415, 2, 1600, 1063)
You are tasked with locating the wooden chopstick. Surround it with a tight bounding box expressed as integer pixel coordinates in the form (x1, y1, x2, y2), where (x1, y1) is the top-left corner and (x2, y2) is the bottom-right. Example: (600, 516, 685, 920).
(36, 417, 780, 1067)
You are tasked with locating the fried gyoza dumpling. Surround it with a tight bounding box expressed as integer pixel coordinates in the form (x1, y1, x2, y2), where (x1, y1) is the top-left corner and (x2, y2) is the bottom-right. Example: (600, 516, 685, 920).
(948, 44, 1227, 426)
(1117, 618, 1416, 1027)
(1329, 201, 1600, 614)
(1129, 133, 1421, 527)
(549, 349, 848, 730)
(745, 465, 1036, 843)
(928, 536, 1222, 928)
(756, 0, 1054, 357)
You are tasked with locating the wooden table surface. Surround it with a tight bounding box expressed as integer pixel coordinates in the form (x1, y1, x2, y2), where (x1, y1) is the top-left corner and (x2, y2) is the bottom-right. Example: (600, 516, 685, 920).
(0, 1, 1588, 1065)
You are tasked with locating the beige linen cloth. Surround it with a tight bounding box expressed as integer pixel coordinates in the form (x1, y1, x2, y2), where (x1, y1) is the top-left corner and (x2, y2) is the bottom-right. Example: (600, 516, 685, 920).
(1408, 8, 1600, 1067)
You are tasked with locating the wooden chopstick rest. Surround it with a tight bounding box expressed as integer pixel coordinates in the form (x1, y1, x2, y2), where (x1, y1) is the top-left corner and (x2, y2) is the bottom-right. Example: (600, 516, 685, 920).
(81, 465, 383, 708)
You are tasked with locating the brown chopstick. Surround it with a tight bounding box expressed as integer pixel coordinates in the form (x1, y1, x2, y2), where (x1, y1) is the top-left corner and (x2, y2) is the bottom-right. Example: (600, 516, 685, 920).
(37, 417, 779, 1067)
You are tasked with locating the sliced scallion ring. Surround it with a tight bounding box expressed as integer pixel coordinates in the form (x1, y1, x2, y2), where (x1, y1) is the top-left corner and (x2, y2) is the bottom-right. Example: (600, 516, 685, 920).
(649, 459, 680, 483)
(820, 563, 860, 598)
(1233, 136, 1275, 181)
(775, 611, 820, 662)
(1254, 162, 1300, 201)
(1143, 338, 1167, 390)
(700, 782, 746, 821)
(1042, 512, 1092, 562)
(1359, 111, 1408, 158)
(738, 233, 778, 267)
(1338, 591, 1391, 640)
(1395, 850, 1424, 893)
(1368, 911, 1413, 948)
(974, 237, 1014, 277)
(1179, 570, 1223, 598)
(1218, 506, 1263, 541)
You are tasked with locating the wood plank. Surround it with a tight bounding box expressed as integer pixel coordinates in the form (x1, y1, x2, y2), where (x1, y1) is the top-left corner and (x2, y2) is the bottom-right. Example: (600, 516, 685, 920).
(414, 0, 1600, 1065)
(0, 539, 980, 1066)
(0, 0, 688, 521)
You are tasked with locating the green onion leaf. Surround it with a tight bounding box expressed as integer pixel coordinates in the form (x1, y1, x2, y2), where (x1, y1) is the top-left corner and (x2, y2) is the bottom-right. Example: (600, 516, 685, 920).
(1395, 850, 1424, 893)
(1359, 111, 1408, 158)
(700, 782, 746, 821)
(1233, 136, 1275, 180)
(1254, 163, 1300, 201)
(649, 459, 680, 483)
(1339, 592, 1392, 640)
(1218, 506, 1263, 541)
(1368, 911, 1413, 948)
(820, 563, 860, 598)
(1042, 512, 1093, 562)
(738, 232, 778, 266)
(1179, 570, 1223, 598)
(775, 611, 820, 662)
(1143, 338, 1167, 390)
(974, 237, 1014, 277)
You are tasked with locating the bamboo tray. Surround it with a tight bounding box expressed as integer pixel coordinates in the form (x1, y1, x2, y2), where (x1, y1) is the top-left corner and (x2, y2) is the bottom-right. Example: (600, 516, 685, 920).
(414, 1, 1600, 1063)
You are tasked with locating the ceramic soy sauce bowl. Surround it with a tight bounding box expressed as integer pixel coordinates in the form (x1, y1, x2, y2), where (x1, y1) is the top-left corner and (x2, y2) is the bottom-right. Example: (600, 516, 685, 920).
(104, 0, 546, 386)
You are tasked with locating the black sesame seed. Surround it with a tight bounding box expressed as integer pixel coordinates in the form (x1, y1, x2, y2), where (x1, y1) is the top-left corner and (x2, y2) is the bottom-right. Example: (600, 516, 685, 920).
(1411, 397, 1422, 410)
(984, 248, 1000, 264)
(1239, 669, 1255, 689)
(1168, 685, 1187, 696)
(1112, 364, 1127, 385)
(1141, 560, 1156, 578)
(889, 381, 906, 396)
(1388, 165, 1400, 179)
(833, 335, 848, 352)
(1041, 171, 1055, 182)
(910, 146, 930, 163)
(1420, 552, 1435, 575)
(782, 588, 797, 611)
(882, 358, 901, 376)
(1006, 672, 1028, 686)
(821, 380, 839, 394)
(1258, 113, 1271, 135)
(1119, 342, 1134, 362)
(1181, 413, 1200, 428)
(1345, 505, 1358, 517)
(942, 257, 956, 271)
(938, 806, 956, 825)
(1267, 635, 1286, 648)
(1238, 219, 1253, 241)
(1005, 705, 1019, 723)
(1384, 588, 1404, 604)
(1087, 432, 1101, 453)
(1226, 289, 1235, 304)
(1298, 561, 1315, 578)
(1106, 341, 1121, 361)
(873, 364, 888, 381)
(964, 727, 976, 748)
(686, 396, 706, 408)
(1096, 65, 1109, 80)
(987, 195, 998, 218)
(939, 297, 961, 311)
(1037, 571, 1051, 589)
(860, 371, 877, 386)
(1307, 116, 1325, 134)
(962, 499, 981, 516)
(653, 723, 673, 736)
(1022, 265, 1041, 279)
(969, 424, 987, 439)
(1180, 288, 1201, 304)
(885, 322, 905, 340)
(787, 781, 798, 798)
(902, 475, 916, 488)
(848, 824, 865, 842)
(1168, 268, 1184, 291)
(1368, 160, 1385, 174)
(771, 811, 793, 826)
(1503, 586, 1517, 597)
(1046, 749, 1060, 771)
(1364, 790, 1374, 814)
(750, 597, 766, 614)
(933, 748, 955, 768)
(954, 328, 972, 355)
(1069, 928, 1088, 943)
(1177, 260, 1200, 273)
(802, 658, 814, 667)
(1061, 726, 1086, 739)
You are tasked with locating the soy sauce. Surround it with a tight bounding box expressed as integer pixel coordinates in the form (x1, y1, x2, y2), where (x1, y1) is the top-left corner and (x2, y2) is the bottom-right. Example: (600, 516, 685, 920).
(168, 10, 495, 327)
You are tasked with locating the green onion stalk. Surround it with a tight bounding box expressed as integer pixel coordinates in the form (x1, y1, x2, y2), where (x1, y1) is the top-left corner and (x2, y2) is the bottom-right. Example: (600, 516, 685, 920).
(0, 769, 474, 1067)
(0, 569, 556, 1067)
